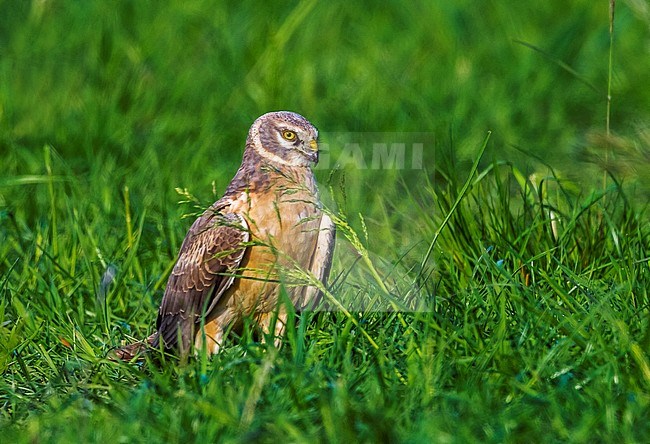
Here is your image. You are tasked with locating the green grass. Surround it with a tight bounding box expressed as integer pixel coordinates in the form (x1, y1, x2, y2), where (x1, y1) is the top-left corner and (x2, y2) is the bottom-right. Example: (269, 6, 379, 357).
(2, 0, 650, 442)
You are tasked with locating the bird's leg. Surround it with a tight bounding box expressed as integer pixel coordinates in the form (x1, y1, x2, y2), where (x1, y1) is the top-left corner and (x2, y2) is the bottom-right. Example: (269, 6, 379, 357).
(195, 319, 224, 356)
(257, 306, 288, 349)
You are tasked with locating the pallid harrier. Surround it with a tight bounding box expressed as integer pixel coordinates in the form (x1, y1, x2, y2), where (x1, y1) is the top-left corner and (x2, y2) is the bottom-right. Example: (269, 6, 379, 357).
(114, 111, 335, 360)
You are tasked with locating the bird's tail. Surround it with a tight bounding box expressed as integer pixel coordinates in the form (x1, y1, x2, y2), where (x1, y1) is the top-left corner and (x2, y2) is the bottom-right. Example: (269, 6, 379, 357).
(109, 333, 157, 362)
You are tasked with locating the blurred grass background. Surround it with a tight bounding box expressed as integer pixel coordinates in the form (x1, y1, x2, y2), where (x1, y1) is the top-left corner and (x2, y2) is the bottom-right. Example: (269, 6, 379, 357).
(2, 0, 649, 254)
(1, 0, 650, 442)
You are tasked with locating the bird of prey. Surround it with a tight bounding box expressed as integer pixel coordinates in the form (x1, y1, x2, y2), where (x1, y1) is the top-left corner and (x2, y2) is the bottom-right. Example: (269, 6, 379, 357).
(114, 111, 335, 360)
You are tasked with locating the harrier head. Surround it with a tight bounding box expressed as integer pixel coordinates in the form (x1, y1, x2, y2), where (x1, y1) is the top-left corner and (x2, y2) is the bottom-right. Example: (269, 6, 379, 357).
(247, 111, 320, 167)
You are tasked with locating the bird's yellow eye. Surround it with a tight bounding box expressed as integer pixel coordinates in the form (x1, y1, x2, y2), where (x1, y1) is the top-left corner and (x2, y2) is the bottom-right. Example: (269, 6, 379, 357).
(281, 130, 296, 141)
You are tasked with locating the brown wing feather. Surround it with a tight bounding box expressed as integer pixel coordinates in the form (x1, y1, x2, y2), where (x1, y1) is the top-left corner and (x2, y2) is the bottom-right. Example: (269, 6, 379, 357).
(153, 207, 249, 354)
(300, 213, 336, 309)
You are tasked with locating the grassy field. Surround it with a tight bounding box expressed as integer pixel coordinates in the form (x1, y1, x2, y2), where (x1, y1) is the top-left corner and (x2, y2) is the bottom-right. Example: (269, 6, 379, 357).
(2, 0, 650, 442)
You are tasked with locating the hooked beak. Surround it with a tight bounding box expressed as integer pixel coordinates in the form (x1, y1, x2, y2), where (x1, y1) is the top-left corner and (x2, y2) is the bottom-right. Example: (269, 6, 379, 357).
(306, 139, 319, 164)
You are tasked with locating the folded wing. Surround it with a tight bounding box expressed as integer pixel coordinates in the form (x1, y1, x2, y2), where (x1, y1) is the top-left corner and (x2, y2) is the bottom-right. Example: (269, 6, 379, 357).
(300, 213, 336, 309)
(154, 209, 249, 354)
